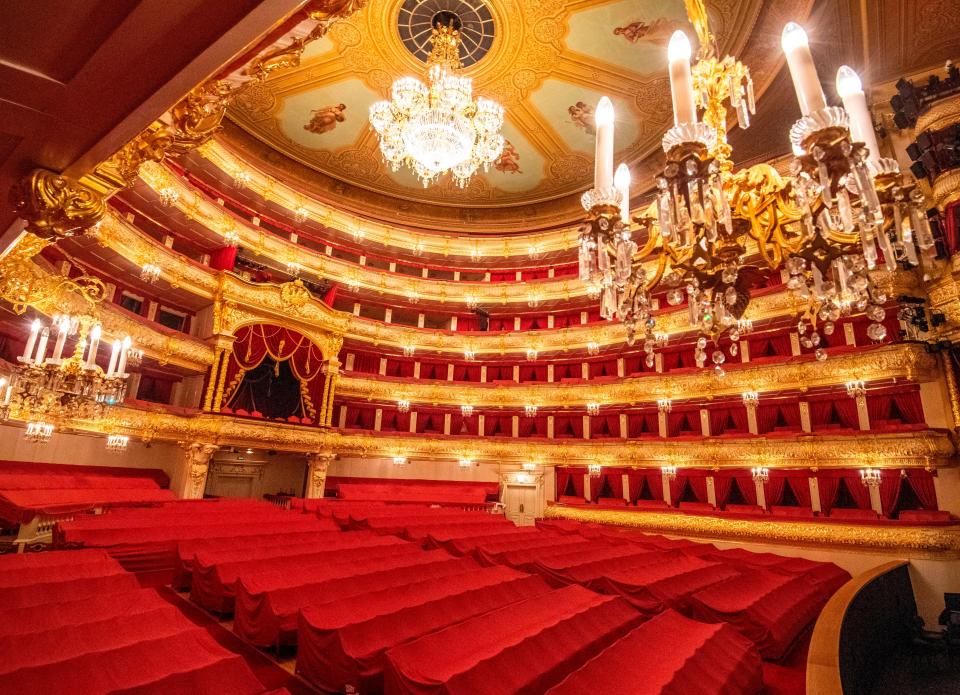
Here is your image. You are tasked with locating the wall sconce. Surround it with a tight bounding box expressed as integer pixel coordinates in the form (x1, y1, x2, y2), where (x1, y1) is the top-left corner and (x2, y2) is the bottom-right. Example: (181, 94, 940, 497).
(586, 341, 600, 355)
(392, 456, 408, 466)
(465, 295, 478, 309)
(397, 399, 410, 413)
(742, 391, 759, 407)
(588, 463, 602, 477)
(524, 405, 538, 417)
(860, 468, 881, 487)
(751, 466, 769, 483)
(406, 290, 420, 304)
(294, 206, 309, 223)
(657, 398, 673, 413)
(106, 434, 129, 453)
(526, 348, 538, 361)
(463, 348, 476, 361)
(846, 380, 867, 399)
(522, 462, 537, 471)
(402, 345, 416, 357)
(661, 465, 677, 480)
(458, 458, 473, 468)
(586, 402, 600, 415)
(514, 472, 532, 484)
(461, 404, 474, 417)
(140, 263, 161, 284)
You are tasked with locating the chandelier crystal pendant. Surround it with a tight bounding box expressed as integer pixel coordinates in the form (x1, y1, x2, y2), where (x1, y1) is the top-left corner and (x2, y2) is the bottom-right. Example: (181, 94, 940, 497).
(579, 1, 932, 374)
(369, 20, 504, 188)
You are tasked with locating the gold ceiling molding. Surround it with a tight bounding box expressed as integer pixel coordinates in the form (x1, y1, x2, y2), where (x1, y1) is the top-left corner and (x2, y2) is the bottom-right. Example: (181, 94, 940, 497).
(197, 140, 580, 258)
(11, 170, 106, 240)
(335, 342, 939, 408)
(95, 212, 846, 358)
(544, 506, 960, 559)
(43, 403, 956, 469)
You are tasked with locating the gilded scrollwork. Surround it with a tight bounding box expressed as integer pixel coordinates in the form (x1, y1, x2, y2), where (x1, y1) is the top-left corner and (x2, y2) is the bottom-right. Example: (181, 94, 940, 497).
(11, 169, 106, 240)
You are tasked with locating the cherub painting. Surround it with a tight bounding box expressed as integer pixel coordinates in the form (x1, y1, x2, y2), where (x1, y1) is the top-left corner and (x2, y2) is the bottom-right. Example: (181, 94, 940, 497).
(568, 101, 595, 135)
(613, 18, 685, 46)
(494, 141, 521, 174)
(304, 103, 347, 134)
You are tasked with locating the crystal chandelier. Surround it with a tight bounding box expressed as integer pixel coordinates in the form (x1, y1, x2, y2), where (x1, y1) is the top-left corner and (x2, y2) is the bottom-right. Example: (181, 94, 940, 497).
(25, 421, 54, 444)
(4, 315, 135, 425)
(106, 434, 130, 452)
(369, 21, 504, 188)
(579, 1, 934, 374)
(140, 262, 161, 284)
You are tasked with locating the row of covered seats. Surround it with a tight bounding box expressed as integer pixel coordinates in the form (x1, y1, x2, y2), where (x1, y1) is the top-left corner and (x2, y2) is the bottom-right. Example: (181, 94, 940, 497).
(0, 549, 286, 695)
(0, 460, 174, 527)
(323, 477, 498, 506)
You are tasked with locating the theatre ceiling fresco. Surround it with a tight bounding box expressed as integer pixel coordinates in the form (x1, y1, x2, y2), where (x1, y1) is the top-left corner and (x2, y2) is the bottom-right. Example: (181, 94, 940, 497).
(226, 0, 816, 226)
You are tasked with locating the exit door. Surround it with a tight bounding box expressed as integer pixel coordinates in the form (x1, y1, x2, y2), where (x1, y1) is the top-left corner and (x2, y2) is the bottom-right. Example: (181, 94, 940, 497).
(504, 484, 539, 526)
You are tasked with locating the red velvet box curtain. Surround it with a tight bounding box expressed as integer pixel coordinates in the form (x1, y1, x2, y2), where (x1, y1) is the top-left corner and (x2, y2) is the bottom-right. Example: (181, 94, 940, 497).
(556, 467, 586, 498)
(627, 470, 663, 501)
(595, 469, 624, 499)
(222, 324, 327, 419)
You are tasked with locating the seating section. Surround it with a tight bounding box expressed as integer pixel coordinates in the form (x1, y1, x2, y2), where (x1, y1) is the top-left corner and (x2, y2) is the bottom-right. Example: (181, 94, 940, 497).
(0, 461, 173, 525)
(325, 476, 498, 506)
(0, 550, 280, 694)
(545, 609, 764, 695)
(3, 498, 856, 694)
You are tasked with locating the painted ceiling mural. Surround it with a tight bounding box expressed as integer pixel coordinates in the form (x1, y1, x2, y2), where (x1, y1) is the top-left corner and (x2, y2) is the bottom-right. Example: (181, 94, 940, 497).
(226, 0, 812, 225)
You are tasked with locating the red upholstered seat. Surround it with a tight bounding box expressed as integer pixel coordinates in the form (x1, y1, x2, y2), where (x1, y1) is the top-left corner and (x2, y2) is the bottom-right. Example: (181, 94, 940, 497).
(422, 526, 542, 554)
(828, 507, 880, 521)
(233, 553, 477, 647)
(898, 509, 952, 522)
(297, 573, 554, 693)
(546, 609, 764, 695)
(596, 497, 627, 507)
(634, 498, 670, 510)
(689, 570, 829, 659)
(558, 495, 587, 505)
(679, 501, 715, 512)
(383, 585, 643, 695)
(724, 504, 766, 515)
(770, 505, 816, 518)
(190, 534, 412, 613)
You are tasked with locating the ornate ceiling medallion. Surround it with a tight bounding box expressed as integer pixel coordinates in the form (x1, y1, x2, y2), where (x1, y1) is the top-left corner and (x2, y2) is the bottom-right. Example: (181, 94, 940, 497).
(398, 0, 495, 68)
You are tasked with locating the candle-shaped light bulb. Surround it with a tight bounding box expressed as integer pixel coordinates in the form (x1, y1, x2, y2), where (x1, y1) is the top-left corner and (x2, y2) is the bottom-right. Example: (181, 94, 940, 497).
(86, 324, 102, 368)
(22, 319, 41, 361)
(836, 65, 882, 169)
(781, 22, 827, 116)
(34, 328, 49, 365)
(614, 163, 631, 224)
(2, 384, 10, 405)
(667, 31, 697, 127)
(106, 340, 121, 377)
(594, 97, 615, 190)
(51, 316, 70, 361)
(116, 336, 132, 377)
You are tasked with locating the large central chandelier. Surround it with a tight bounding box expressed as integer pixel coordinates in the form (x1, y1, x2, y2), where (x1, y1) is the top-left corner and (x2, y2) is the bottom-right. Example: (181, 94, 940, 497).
(580, 0, 934, 375)
(369, 20, 504, 188)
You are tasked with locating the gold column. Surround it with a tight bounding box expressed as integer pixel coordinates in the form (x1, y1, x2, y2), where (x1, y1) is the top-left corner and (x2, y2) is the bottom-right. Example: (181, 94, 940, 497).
(212, 349, 232, 412)
(941, 351, 960, 429)
(317, 372, 332, 426)
(324, 373, 339, 426)
(203, 349, 224, 412)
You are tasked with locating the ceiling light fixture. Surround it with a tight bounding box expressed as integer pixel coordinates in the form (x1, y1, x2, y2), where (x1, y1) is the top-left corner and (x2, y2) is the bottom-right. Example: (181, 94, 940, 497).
(369, 20, 504, 188)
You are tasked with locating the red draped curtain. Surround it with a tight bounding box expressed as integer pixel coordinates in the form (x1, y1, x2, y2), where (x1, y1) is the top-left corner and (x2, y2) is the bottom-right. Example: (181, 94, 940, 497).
(627, 470, 663, 501)
(906, 470, 938, 510)
(627, 412, 659, 438)
(687, 474, 709, 504)
(712, 474, 734, 508)
(786, 475, 812, 508)
(817, 476, 841, 514)
(598, 469, 624, 499)
(568, 467, 586, 497)
(764, 474, 787, 507)
(733, 474, 757, 506)
(841, 471, 873, 509)
(879, 470, 903, 517)
(222, 324, 327, 419)
(556, 468, 572, 498)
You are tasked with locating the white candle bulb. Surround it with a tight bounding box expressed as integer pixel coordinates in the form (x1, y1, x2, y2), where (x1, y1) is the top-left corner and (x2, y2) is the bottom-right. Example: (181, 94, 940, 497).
(23, 319, 41, 361)
(614, 163, 631, 224)
(781, 22, 827, 116)
(51, 317, 70, 362)
(594, 97, 615, 190)
(34, 328, 49, 365)
(836, 65, 882, 169)
(667, 31, 697, 127)
(116, 336, 132, 377)
(106, 340, 121, 377)
(86, 324, 102, 368)
(2, 385, 10, 406)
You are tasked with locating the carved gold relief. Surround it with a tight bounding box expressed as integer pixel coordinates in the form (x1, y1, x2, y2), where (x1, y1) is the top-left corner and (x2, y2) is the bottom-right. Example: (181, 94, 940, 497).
(544, 505, 960, 558)
(11, 170, 106, 240)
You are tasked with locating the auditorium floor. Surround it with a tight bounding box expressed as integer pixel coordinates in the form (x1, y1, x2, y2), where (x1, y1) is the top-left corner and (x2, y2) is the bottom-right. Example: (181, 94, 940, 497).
(163, 587, 319, 693)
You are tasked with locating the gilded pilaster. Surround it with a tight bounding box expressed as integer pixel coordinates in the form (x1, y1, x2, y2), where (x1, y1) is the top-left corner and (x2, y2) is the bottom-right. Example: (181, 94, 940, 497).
(212, 348, 232, 412)
(203, 348, 224, 412)
(318, 372, 332, 426)
(941, 351, 960, 429)
(306, 451, 336, 498)
(177, 442, 219, 499)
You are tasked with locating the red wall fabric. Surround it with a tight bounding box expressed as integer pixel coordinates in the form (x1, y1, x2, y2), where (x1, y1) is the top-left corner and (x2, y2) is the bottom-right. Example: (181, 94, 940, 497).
(208, 246, 237, 271)
(906, 471, 938, 510)
(879, 471, 902, 517)
(786, 476, 811, 508)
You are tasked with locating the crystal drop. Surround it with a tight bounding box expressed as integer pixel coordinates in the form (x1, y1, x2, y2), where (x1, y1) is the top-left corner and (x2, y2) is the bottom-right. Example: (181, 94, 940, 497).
(697, 336, 707, 350)
(797, 321, 807, 335)
(724, 286, 738, 306)
(666, 289, 684, 306)
(645, 355, 655, 368)
(867, 305, 885, 322)
(801, 337, 813, 349)
(730, 330, 740, 342)
(721, 267, 738, 284)
(866, 322, 887, 341)
(815, 348, 827, 361)
(823, 321, 835, 336)
(712, 350, 725, 365)
(729, 343, 738, 356)
(787, 276, 804, 290)
(664, 271, 681, 287)
(811, 333, 821, 346)
(714, 365, 725, 377)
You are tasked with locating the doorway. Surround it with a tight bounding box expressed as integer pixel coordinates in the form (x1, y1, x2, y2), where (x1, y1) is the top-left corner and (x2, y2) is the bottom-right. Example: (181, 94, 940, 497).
(504, 484, 540, 526)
